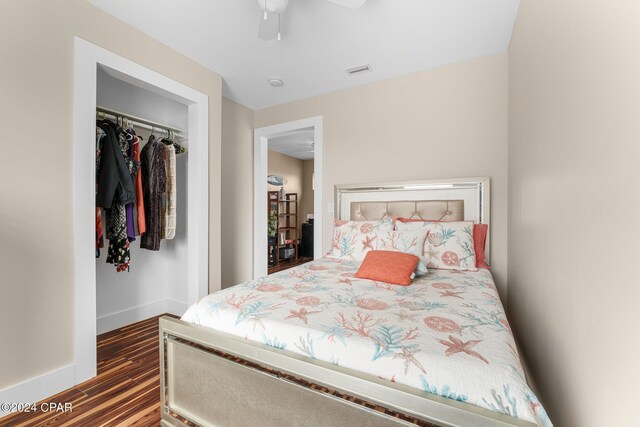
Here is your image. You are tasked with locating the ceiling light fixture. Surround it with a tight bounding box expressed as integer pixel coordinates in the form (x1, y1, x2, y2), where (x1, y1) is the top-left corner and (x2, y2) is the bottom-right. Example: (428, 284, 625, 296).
(268, 78, 284, 87)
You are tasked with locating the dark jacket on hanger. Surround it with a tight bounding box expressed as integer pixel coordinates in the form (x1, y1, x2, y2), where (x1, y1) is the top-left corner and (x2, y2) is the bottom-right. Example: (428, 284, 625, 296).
(140, 135, 167, 251)
(96, 120, 136, 208)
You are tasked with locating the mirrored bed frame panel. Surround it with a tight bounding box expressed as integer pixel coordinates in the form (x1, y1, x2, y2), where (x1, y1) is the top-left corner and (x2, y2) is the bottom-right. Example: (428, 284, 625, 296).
(160, 177, 535, 427)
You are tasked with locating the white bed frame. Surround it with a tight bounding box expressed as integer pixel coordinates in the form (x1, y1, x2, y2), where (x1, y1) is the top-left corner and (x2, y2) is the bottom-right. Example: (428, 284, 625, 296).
(160, 177, 537, 427)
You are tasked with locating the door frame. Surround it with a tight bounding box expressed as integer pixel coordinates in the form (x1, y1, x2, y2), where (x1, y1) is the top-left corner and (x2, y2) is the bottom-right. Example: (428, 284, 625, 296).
(72, 37, 209, 385)
(253, 116, 323, 277)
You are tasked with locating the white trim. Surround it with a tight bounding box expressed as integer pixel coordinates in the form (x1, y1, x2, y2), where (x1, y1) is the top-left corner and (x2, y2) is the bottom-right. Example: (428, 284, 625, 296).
(96, 298, 189, 335)
(0, 365, 75, 418)
(253, 116, 323, 278)
(72, 38, 209, 387)
(254, 131, 269, 277)
(313, 119, 324, 260)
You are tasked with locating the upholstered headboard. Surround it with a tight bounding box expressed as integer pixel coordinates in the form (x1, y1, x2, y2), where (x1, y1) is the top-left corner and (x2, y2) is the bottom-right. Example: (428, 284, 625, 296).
(335, 177, 490, 260)
(350, 200, 464, 222)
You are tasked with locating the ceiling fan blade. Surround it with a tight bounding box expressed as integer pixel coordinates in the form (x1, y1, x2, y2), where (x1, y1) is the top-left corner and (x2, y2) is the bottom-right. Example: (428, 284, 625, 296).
(324, 0, 367, 9)
(258, 12, 279, 40)
(256, 0, 290, 14)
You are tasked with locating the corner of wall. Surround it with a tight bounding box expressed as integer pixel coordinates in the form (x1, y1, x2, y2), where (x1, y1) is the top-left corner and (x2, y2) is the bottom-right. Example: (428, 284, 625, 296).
(221, 97, 256, 288)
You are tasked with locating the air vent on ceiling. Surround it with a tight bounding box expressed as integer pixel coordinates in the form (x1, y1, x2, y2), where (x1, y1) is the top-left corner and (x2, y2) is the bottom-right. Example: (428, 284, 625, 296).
(345, 64, 372, 75)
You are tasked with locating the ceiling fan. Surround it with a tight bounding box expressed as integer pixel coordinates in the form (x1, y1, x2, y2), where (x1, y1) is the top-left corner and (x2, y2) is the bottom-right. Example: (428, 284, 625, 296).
(256, 0, 367, 41)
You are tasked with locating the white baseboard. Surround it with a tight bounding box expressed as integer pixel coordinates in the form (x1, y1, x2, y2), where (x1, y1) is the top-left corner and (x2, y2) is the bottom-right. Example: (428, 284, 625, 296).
(97, 298, 188, 334)
(0, 364, 75, 418)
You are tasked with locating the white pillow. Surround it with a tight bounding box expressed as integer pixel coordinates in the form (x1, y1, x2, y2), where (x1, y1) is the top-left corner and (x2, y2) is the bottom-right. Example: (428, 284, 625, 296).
(396, 221, 478, 271)
(326, 219, 394, 261)
(375, 229, 429, 275)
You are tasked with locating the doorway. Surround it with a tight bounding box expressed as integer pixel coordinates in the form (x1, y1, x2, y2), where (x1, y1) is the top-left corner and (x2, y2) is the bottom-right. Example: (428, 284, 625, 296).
(266, 128, 315, 274)
(254, 117, 323, 278)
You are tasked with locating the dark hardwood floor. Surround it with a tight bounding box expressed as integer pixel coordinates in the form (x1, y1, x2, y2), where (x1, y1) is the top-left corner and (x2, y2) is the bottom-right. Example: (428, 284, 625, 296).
(0, 315, 173, 427)
(268, 256, 313, 275)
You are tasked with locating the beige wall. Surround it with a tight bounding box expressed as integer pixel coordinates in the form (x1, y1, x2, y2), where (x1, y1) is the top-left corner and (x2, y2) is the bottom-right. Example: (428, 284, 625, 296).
(0, 0, 222, 390)
(255, 53, 509, 299)
(268, 151, 304, 196)
(508, 1, 640, 425)
(301, 160, 315, 225)
(221, 98, 254, 288)
(221, 100, 317, 287)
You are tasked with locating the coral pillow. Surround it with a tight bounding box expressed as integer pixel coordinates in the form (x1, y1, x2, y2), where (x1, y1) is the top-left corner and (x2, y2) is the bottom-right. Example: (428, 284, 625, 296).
(473, 223, 490, 269)
(355, 251, 419, 286)
(397, 218, 490, 269)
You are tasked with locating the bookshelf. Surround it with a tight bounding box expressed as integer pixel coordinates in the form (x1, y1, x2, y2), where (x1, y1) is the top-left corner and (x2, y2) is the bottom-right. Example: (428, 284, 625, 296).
(268, 191, 299, 271)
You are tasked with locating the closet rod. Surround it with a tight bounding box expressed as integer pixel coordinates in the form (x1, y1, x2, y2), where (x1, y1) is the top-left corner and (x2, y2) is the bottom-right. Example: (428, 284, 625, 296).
(96, 105, 184, 135)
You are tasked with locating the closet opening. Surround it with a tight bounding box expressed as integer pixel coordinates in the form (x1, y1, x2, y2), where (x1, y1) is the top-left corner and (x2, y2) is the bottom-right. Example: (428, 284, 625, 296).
(73, 38, 210, 386)
(95, 65, 189, 334)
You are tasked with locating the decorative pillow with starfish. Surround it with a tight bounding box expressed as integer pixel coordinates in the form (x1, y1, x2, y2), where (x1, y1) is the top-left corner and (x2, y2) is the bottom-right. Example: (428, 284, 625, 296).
(396, 221, 478, 271)
(326, 219, 393, 261)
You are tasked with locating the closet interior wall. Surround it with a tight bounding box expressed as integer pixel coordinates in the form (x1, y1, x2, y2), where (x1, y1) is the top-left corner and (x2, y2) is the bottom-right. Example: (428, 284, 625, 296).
(96, 66, 188, 333)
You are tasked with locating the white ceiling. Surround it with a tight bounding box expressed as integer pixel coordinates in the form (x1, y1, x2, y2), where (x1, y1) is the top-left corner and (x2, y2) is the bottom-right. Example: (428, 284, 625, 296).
(269, 127, 315, 160)
(90, 0, 520, 110)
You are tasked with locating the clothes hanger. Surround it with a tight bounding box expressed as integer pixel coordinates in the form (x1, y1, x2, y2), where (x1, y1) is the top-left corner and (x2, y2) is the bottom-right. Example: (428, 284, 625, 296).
(120, 117, 132, 141)
(161, 129, 173, 145)
(163, 129, 186, 155)
(96, 111, 109, 123)
(169, 130, 187, 155)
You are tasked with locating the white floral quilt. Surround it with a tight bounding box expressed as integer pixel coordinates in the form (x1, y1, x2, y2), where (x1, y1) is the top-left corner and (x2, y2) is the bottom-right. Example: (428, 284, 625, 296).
(182, 257, 551, 426)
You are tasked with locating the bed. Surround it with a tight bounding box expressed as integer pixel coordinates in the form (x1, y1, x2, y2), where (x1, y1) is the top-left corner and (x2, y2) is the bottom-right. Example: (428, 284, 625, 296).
(159, 178, 550, 427)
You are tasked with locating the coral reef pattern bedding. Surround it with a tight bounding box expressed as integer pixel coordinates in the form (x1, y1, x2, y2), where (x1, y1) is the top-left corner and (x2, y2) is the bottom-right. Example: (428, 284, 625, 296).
(182, 258, 551, 426)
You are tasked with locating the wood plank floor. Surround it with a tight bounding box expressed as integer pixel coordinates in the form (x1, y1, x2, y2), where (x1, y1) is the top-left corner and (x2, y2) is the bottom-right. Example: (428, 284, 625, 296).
(268, 257, 313, 275)
(0, 315, 173, 427)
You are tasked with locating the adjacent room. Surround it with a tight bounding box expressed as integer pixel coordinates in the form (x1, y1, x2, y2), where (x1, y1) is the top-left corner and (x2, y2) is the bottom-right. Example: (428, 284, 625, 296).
(266, 126, 316, 274)
(1, 1, 639, 427)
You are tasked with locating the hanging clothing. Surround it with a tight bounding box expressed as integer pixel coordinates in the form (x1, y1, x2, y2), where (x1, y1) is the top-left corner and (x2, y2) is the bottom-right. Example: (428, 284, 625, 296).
(131, 134, 146, 236)
(125, 128, 137, 242)
(105, 203, 130, 271)
(125, 204, 136, 242)
(97, 120, 138, 271)
(140, 135, 166, 251)
(96, 127, 106, 258)
(162, 142, 177, 240)
(96, 208, 104, 258)
(96, 120, 136, 207)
